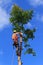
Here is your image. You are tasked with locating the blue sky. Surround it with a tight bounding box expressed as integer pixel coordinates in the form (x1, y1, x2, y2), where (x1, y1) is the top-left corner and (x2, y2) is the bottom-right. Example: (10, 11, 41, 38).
(0, 0, 43, 65)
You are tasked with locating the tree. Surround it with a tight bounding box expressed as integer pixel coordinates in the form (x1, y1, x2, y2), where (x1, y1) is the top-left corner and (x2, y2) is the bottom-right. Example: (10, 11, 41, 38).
(9, 4, 36, 65)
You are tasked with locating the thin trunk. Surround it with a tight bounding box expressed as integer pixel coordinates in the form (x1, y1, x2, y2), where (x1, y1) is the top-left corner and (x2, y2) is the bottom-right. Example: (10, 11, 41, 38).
(18, 56, 21, 65)
(18, 38, 22, 65)
(18, 32, 23, 65)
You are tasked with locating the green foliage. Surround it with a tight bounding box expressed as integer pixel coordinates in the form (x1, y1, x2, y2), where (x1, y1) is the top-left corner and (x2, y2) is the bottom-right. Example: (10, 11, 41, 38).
(9, 4, 36, 56)
(24, 48, 36, 56)
(10, 4, 33, 27)
(24, 48, 33, 54)
(24, 28, 36, 40)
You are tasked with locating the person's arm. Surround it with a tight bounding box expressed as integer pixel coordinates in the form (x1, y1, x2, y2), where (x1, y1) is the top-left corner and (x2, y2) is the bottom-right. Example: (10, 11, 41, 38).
(19, 32, 23, 37)
(16, 32, 23, 37)
(16, 32, 19, 34)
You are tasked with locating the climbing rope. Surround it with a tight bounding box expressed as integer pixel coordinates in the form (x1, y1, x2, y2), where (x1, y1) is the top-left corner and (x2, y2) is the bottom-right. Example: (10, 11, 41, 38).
(11, 49, 15, 65)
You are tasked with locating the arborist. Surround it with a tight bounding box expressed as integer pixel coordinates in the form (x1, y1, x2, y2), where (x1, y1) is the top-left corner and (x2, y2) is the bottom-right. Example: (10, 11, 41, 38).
(12, 30, 18, 47)
(12, 30, 23, 56)
(12, 30, 19, 55)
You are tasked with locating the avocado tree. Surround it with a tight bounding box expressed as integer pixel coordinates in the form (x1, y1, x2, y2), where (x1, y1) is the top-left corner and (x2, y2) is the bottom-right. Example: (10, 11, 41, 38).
(9, 4, 36, 65)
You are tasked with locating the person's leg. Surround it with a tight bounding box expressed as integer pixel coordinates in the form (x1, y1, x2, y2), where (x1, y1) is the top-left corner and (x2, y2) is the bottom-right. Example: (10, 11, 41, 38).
(16, 43, 20, 56)
(13, 41, 18, 47)
(13, 41, 20, 56)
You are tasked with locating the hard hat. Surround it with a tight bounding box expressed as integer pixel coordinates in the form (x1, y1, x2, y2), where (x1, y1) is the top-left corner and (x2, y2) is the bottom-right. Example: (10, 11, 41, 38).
(13, 30, 16, 33)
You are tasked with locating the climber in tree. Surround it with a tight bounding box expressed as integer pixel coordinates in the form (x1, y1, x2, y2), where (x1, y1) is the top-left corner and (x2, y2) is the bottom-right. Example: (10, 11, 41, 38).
(12, 30, 19, 55)
(12, 30, 23, 56)
(12, 30, 18, 47)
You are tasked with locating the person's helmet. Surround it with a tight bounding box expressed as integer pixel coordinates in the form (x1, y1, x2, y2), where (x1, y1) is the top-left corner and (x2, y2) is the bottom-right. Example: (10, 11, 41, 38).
(13, 30, 16, 33)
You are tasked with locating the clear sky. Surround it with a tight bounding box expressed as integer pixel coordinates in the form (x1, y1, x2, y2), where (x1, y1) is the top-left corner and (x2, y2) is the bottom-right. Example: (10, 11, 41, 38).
(0, 0, 43, 65)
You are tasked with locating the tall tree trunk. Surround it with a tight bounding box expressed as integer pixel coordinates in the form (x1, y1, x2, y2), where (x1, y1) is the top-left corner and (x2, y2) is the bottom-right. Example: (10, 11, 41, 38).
(18, 56, 21, 65)
(18, 32, 22, 65)
(18, 41, 22, 65)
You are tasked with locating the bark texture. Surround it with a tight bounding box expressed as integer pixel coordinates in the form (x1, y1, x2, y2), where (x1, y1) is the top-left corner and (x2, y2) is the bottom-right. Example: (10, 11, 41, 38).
(18, 56, 21, 65)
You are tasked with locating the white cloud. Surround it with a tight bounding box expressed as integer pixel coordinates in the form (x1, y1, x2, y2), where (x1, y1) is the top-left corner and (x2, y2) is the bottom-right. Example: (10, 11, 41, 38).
(0, 0, 12, 6)
(0, 0, 12, 30)
(35, 14, 43, 22)
(0, 7, 10, 30)
(0, 0, 2, 4)
(0, 0, 12, 10)
(29, 0, 43, 6)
